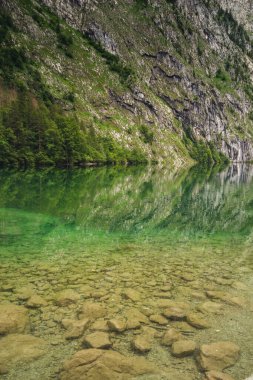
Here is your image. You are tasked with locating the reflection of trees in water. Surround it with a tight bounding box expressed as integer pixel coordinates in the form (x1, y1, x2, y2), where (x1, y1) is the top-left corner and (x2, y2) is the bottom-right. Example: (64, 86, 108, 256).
(0, 164, 253, 237)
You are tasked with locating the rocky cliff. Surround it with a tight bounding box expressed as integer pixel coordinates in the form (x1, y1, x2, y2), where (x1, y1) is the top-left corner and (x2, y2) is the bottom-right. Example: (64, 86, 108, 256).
(1, 0, 253, 167)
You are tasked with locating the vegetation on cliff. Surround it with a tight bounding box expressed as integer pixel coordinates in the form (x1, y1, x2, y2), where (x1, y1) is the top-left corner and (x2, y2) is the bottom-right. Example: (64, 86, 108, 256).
(0, 0, 253, 167)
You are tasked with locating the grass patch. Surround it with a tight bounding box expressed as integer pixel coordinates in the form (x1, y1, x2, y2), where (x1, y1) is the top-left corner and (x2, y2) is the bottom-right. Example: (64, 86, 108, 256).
(212, 67, 232, 93)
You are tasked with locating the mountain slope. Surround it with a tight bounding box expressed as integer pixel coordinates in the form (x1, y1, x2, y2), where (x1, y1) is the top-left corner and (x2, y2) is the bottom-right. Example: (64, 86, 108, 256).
(1, 0, 253, 167)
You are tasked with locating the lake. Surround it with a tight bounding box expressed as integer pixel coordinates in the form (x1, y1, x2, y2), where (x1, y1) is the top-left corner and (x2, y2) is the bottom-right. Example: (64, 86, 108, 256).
(0, 164, 252, 379)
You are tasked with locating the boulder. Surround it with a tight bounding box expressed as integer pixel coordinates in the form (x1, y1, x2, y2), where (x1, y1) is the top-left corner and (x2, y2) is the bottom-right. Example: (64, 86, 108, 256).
(205, 370, 235, 380)
(15, 286, 35, 301)
(62, 318, 90, 339)
(54, 289, 80, 306)
(171, 340, 197, 357)
(0, 304, 29, 335)
(140, 306, 153, 317)
(191, 291, 206, 300)
(107, 318, 126, 332)
(126, 318, 141, 330)
(83, 332, 112, 349)
(79, 301, 107, 320)
(206, 291, 245, 307)
(198, 302, 223, 314)
(149, 314, 168, 325)
(27, 295, 48, 308)
(0, 334, 47, 373)
(198, 342, 240, 371)
(124, 308, 149, 324)
(180, 273, 195, 282)
(60, 349, 158, 380)
(186, 312, 210, 329)
(173, 321, 195, 333)
(161, 328, 183, 346)
(157, 300, 190, 310)
(163, 307, 186, 320)
(132, 335, 152, 353)
(232, 281, 248, 291)
(206, 291, 230, 302)
(123, 289, 141, 302)
(91, 320, 109, 331)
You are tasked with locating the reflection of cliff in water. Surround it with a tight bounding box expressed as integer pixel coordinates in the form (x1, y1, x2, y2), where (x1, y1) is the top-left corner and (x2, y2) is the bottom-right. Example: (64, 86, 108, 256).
(156, 164, 253, 236)
(219, 164, 253, 185)
(0, 164, 253, 243)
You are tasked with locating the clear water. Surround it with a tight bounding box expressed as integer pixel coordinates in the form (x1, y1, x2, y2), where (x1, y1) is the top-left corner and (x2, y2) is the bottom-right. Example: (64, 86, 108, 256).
(0, 164, 252, 379)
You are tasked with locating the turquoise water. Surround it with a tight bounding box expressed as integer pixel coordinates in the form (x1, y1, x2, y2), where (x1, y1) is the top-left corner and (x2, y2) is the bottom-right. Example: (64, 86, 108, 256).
(0, 164, 253, 380)
(0, 164, 253, 260)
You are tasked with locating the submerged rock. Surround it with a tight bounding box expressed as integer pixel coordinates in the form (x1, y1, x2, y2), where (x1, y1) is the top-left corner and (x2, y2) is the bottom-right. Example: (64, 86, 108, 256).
(62, 318, 90, 339)
(126, 318, 141, 330)
(198, 302, 223, 314)
(163, 307, 186, 320)
(205, 370, 235, 380)
(132, 335, 152, 353)
(186, 312, 210, 329)
(83, 331, 112, 349)
(171, 340, 197, 357)
(123, 289, 141, 302)
(107, 318, 126, 332)
(91, 319, 109, 331)
(149, 314, 168, 325)
(140, 306, 153, 317)
(231, 281, 248, 291)
(0, 304, 29, 335)
(27, 295, 48, 308)
(0, 334, 47, 373)
(124, 308, 149, 324)
(15, 286, 35, 301)
(206, 291, 246, 307)
(161, 328, 183, 347)
(79, 301, 107, 320)
(60, 349, 159, 380)
(180, 273, 195, 282)
(54, 289, 80, 306)
(172, 321, 195, 333)
(198, 342, 240, 371)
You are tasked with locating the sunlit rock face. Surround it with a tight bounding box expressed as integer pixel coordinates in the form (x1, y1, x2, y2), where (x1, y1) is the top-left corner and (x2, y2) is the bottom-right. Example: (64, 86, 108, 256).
(1, 0, 253, 163)
(220, 0, 253, 34)
(39, 0, 253, 162)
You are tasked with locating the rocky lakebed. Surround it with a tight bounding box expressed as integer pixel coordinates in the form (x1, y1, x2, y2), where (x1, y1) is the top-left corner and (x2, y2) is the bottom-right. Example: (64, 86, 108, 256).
(0, 166, 253, 379)
(0, 244, 252, 380)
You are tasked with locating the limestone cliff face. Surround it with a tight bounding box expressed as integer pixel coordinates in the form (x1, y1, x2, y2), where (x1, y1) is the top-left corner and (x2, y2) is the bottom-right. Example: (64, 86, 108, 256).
(39, 0, 253, 162)
(2, 0, 253, 164)
(220, 0, 253, 34)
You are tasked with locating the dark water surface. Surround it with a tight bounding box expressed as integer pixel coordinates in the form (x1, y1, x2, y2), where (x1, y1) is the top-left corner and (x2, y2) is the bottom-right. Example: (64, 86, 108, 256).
(0, 164, 252, 379)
